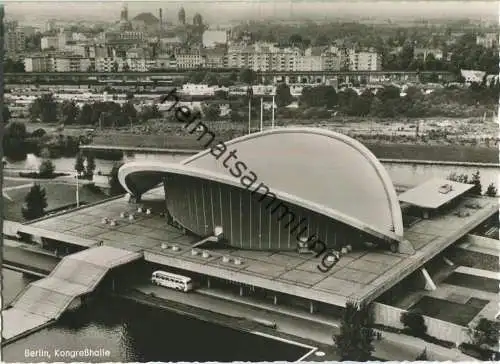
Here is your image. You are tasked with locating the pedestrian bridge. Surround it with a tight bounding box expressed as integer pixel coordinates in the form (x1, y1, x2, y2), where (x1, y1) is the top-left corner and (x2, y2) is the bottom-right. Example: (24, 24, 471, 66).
(2, 245, 142, 344)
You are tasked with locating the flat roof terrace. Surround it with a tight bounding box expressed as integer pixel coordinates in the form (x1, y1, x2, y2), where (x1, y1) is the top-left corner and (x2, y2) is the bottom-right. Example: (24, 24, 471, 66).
(25, 189, 498, 307)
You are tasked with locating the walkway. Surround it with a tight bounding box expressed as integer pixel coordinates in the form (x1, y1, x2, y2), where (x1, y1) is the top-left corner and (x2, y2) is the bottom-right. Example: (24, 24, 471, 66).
(134, 283, 475, 361)
(2, 246, 142, 344)
(455, 266, 500, 280)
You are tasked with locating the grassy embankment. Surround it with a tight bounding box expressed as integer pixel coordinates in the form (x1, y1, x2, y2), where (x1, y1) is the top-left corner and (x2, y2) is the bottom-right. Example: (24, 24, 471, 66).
(90, 133, 499, 164)
(3, 182, 107, 222)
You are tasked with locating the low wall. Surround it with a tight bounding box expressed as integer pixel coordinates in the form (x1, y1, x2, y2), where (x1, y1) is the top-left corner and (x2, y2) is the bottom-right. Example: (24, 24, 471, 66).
(373, 302, 469, 344)
(466, 234, 500, 251)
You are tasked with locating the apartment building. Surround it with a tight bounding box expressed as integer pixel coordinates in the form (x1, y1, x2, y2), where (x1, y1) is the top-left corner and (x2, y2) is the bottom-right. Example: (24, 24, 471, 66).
(125, 58, 157, 72)
(175, 50, 206, 69)
(348, 50, 381, 71)
(155, 54, 177, 69)
(203, 48, 227, 68)
(95, 57, 123, 72)
(5, 30, 26, 54)
(413, 48, 444, 61)
(53, 55, 92, 72)
(41, 36, 60, 50)
(24, 55, 52, 72)
(476, 33, 498, 48)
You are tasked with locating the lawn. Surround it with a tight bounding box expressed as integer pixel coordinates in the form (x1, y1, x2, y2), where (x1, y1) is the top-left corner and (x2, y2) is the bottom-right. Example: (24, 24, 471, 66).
(3, 179, 33, 188)
(3, 182, 108, 222)
(410, 296, 489, 326)
(444, 272, 500, 294)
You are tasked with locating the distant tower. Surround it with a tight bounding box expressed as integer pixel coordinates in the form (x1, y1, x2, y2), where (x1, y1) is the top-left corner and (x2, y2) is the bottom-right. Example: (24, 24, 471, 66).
(178, 7, 186, 25)
(120, 3, 128, 22)
(193, 13, 203, 27)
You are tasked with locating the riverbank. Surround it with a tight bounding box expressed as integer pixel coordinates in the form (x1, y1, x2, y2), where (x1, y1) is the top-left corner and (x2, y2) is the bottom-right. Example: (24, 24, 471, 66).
(89, 132, 499, 164)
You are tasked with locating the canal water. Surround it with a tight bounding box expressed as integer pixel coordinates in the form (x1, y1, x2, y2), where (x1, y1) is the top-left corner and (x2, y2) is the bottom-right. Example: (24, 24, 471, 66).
(2, 269, 309, 362)
(6, 152, 499, 188)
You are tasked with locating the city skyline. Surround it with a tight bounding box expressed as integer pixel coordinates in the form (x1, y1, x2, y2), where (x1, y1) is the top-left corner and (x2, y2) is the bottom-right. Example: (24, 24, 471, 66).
(3, 1, 498, 24)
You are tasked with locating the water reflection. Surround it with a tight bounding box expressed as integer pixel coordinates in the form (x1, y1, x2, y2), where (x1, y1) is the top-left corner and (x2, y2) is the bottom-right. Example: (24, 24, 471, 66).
(2, 271, 307, 363)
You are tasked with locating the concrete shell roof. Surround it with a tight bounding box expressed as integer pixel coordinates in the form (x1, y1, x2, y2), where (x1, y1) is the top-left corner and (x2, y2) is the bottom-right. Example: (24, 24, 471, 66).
(119, 127, 404, 242)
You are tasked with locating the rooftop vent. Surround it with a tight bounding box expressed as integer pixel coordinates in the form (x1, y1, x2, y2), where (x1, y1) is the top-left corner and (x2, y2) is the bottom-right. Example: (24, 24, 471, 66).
(129, 213, 135, 221)
(202, 251, 210, 258)
(191, 249, 199, 256)
(171, 245, 180, 251)
(222, 256, 230, 263)
(137, 207, 144, 213)
(110, 219, 117, 227)
(120, 212, 128, 218)
(146, 208, 152, 215)
(234, 258, 242, 265)
(438, 184, 453, 194)
(161, 243, 168, 249)
(102, 217, 109, 224)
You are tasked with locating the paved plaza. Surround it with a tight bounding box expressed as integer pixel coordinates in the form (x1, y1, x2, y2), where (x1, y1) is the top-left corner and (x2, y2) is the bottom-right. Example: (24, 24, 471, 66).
(24, 188, 498, 307)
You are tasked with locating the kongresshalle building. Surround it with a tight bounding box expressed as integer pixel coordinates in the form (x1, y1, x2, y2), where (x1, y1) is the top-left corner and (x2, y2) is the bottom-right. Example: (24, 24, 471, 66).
(118, 128, 405, 257)
(5, 127, 496, 328)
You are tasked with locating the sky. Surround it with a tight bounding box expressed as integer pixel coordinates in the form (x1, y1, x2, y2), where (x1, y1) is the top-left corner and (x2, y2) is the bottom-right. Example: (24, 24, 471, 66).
(3, 1, 498, 24)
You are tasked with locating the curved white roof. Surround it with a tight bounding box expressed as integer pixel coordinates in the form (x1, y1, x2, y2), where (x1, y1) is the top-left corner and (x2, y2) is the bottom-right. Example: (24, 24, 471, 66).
(119, 128, 404, 242)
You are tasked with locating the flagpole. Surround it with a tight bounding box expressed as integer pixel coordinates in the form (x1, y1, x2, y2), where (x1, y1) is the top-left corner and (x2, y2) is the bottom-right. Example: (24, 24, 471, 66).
(76, 171, 80, 207)
(260, 97, 263, 132)
(248, 96, 251, 134)
(272, 95, 275, 128)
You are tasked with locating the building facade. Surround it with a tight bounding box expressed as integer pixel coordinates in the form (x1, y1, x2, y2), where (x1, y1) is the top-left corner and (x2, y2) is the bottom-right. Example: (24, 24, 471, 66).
(118, 128, 404, 252)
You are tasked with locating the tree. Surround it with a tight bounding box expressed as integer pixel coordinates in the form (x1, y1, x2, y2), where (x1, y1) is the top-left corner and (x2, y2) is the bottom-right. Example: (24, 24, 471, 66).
(416, 348, 428, 360)
(468, 318, 500, 348)
(122, 102, 138, 127)
(78, 104, 93, 124)
(470, 170, 482, 195)
(239, 68, 257, 85)
(3, 105, 11, 123)
(214, 90, 228, 99)
(485, 183, 497, 197)
(275, 83, 294, 108)
(301, 86, 337, 109)
(85, 154, 96, 179)
(112, 61, 119, 73)
(203, 72, 219, 86)
(29, 94, 58, 123)
(74, 153, 85, 176)
(447, 172, 469, 184)
(289, 33, 303, 46)
(334, 301, 376, 361)
(22, 184, 48, 220)
(39, 159, 55, 178)
(400, 310, 427, 337)
(109, 163, 126, 195)
(203, 103, 220, 121)
(61, 100, 78, 125)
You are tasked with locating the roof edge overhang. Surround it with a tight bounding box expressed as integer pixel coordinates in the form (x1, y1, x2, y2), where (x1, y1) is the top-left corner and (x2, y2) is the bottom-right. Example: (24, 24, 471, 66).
(182, 127, 404, 239)
(119, 161, 403, 243)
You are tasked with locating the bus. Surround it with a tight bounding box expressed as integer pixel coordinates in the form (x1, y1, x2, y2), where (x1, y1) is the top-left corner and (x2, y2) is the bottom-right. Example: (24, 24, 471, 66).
(151, 270, 193, 292)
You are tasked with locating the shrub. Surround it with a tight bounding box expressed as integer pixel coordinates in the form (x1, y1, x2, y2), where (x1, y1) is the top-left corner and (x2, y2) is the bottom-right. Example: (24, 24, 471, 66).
(400, 310, 427, 337)
(38, 159, 55, 178)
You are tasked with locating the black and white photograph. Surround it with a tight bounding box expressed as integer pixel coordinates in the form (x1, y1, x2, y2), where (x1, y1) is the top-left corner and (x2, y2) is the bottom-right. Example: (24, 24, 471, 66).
(0, 0, 499, 362)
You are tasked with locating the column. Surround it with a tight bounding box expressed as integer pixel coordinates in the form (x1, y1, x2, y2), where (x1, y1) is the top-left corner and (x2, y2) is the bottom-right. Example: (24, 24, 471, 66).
(273, 294, 278, 305)
(239, 286, 243, 296)
(111, 277, 115, 292)
(207, 277, 211, 288)
(310, 301, 315, 314)
(421, 268, 436, 291)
